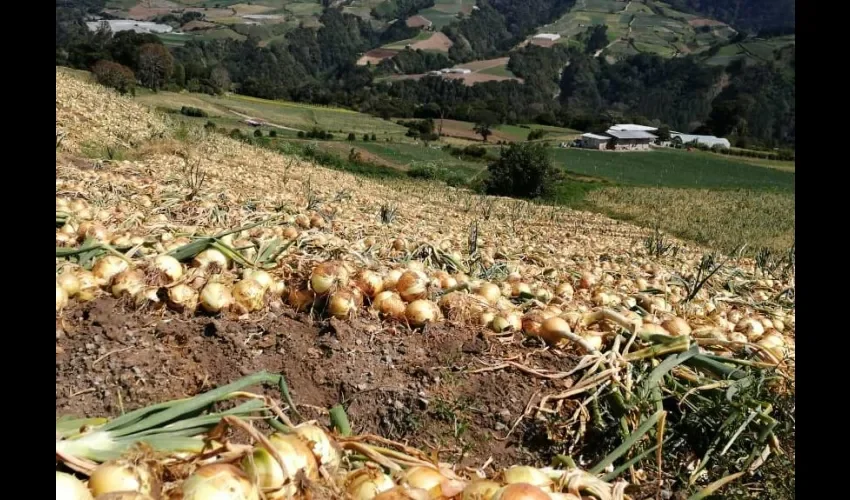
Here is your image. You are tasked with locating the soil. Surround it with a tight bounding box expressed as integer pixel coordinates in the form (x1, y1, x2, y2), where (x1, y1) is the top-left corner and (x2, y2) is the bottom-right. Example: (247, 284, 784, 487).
(56, 297, 581, 471)
(411, 32, 454, 52)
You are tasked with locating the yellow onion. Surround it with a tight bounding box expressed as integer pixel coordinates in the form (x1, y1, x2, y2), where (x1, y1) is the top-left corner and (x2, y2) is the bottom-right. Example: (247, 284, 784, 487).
(476, 283, 502, 304)
(384, 269, 404, 290)
(243, 269, 274, 291)
(345, 468, 395, 500)
(533, 287, 552, 303)
(56, 471, 94, 500)
(295, 214, 310, 228)
(111, 269, 145, 298)
(283, 227, 299, 240)
(735, 318, 765, 340)
(182, 464, 258, 500)
(492, 483, 551, 500)
(293, 423, 342, 470)
(372, 291, 405, 319)
(374, 486, 431, 500)
(433, 271, 457, 290)
(288, 287, 315, 312)
(661, 317, 692, 337)
(88, 460, 160, 498)
(397, 271, 429, 302)
(502, 467, 552, 491)
(94, 493, 154, 500)
(757, 333, 787, 359)
(555, 282, 574, 299)
(269, 280, 286, 297)
(309, 213, 326, 229)
(511, 282, 532, 298)
(192, 248, 229, 271)
(491, 315, 511, 332)
(462, 479, 501, 500)
(78, 221, 109, 242)
(232, 279, 266, 313)
(76, 270, 100, 301)
(479, 311, 496, 327)
(505, 312, 522, 331)
(152, 255, 182, 282)
(310, 261, 350, 295)
(200, 282, 233, 313)
(392, 238, 407, 251)
(406, 300, 439, 327)
(241, 433, 318, 498)
(92, 256, 129, 285)
(639, 323, 671, 337)
(401, 466, 447, 494)
(582, 333, 604, 352)
(538, 317, 571, 345)
(328, 288, 361, 318)
(58, 271, 81, 297)
(167, 284, 198, 312)
(355, 270, 384, 298)
(57, 283, 69, 312)
(522, 311, 545, 336)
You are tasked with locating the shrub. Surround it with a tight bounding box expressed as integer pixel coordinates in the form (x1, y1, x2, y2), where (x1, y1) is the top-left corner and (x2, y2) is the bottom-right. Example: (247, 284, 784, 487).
(485, 142, 558, 199)
(269, 130, 277, 137)
(363, 134, 370, 142)
(527, 129, 547, 141)
(92, 60, 136, 95)
(180, 106, 208, 118)
(254, 129, 263, 137)
(371, 133, 377, 141)
(297, 131, 305, 138)
(204, 120, 216, 131)
(347, 132, 356, 141)
(462, 145, 487, 158)
(407, 164, 440, 180)
(229, 128, 244, 140)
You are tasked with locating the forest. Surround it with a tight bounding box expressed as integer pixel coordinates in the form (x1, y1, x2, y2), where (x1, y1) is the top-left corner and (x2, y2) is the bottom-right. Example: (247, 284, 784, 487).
(55, 0, 795, 148)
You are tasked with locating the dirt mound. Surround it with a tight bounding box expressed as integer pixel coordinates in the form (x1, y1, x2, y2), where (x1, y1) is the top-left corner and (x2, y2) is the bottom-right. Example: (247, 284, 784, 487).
(57, 297, 579, 470)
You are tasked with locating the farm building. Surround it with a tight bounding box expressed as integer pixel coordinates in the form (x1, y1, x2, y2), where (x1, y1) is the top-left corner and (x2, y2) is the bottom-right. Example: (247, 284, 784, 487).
(533, 33, 562, 41)
(579, 133, 611, 150)
(609, 124, 658, 132)
(670, 132, 731, 149)
(604, 129, 657, 150)
(441, 68, 472, 74)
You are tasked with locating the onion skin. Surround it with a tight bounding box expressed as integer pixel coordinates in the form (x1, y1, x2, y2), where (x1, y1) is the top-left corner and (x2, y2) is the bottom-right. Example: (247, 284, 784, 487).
(87, 460, 160, 499)
(401, 466, 446, 494)
(57, 283, 70, 312)
(94, 493, 154, 500)
(56, 471, 94, 500)
(200, 282, 233, 313)
(476, 283, 501, 305)
(502, 466, 552, 491)
(345, 468, 396, 500)
(167, 284, 198, 313)
(537, 317, 571, 345)
(397, 271, 429, 303)
(288, 287, 315, 312)
(355, 270, 384, 298)
(405, 300, 439, 327)
(374, 486, 431, 500)
(310, 261, 350, 295)
(492, 483, 551, 500)
(92, 256, 129, 286)
(58, 271, 82, 297)
(232, 279, 266, 313)
(293, 423, 342, 470)
(462, 479, 501, 500)
(152, 255, 183, 282)
(182, 464, 258, 500)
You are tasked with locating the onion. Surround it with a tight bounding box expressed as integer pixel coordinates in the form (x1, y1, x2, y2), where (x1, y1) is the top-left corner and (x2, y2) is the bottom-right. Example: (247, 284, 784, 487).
(58, 271, 81, 297)
(167, 284, 198, 312)
(511, 282, 532, 298)
(401, 466, 446, 494)
(200, 282, 233, 313)
(406, 299, 439, 327)
(355, 270, 384, 298)
(76, 270, 100, 301)
(502, 466, 552, 490)
(57, 283, 69, 312)
(293, 423, 342, 470)
(328, 288, 361, 318)
(639, 323, 670, 337)
(243, 269, 274, 291)
(111, 269, 145, 298)
(462, 479, 501, 500)
(735, 318, 765, 340)
(295, 214, 310, 228)
(283, 227, 299, 240)
(241, 433, 318, 498)
(192, 248, 229, 271)
(538, 317, 571, 345)
(182, 464, 258, 500)
(288, 287, 315, 312)
(392, 239, 407, 251)
(92, 256, 129, 285)
(310, 261, 350, 295)
(491, 315, 511, 332)
(345, 468, 395, 500)
(152, 255, 182, 282)
(88, 460, 160, 498)
(661, 317, 692, 337)
(492, 483, 551, 500)
(757, 333, 787, 359)
(582, 333, 604, 352)
(397, 271, 429, 302)
(384, 269, 403, 290)
(476, 283, 501, 305)
(533, 287, 552, 303)
(578, 272, 597, 290)
(94, 493, 154, 500)
(56, 471, 93, 500)
(373, 291, 406, 320)
(232, 279, 266, 313)
(433, 271, 457, 290)
(374, 486, 431, 500)
(269, 280, 287, 297)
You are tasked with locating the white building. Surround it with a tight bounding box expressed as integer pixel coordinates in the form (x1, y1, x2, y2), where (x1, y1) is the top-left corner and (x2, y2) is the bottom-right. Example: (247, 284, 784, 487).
(609, 124, 658, 132)
(441, 68, 472, 74)
(533, 33, 562, 41)
(580, 133, 610, 150)
(670, 132, 731, 149)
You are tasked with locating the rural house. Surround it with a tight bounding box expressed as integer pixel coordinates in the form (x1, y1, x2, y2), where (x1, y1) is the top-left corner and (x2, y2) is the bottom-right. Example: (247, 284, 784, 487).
(577, 124, 657, 151)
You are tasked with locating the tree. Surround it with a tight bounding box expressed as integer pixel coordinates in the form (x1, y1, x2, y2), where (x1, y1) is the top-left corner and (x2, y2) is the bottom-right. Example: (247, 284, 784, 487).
(584, 25, 609, 54)
(209, 65, 231, 94)
(347, 132, 356, 141)
(137, 43, 173, 90)
(362, 133, 370, 141)
(485, 142, 558, 199)
(656, 125, 671, 142)
(473, 122, 493, 142)
(92, 60, 136, 95)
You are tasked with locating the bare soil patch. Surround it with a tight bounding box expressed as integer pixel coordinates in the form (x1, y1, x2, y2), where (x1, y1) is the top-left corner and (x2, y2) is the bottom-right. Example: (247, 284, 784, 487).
(357, 48, 400, 66)
(688, 17, 726, 27)
(411, 31, 454, 52)
(56, 297, 580, 470)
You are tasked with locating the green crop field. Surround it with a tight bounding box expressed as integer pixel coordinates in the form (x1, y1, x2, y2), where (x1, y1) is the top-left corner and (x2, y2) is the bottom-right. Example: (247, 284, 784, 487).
(357, 141, 486, 176)
(549, 148, 795, 191)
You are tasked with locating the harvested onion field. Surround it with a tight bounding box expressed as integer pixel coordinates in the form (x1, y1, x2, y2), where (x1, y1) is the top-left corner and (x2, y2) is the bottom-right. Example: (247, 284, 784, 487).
(55, 69, 795, 500)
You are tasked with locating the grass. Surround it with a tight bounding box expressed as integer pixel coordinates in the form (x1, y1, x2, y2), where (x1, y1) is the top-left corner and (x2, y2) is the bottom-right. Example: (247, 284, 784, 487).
(548, 148, 795, 191)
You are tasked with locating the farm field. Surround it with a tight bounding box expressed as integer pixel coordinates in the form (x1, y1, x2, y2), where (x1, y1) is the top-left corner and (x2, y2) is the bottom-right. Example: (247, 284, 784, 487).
(419, 0, 476, 29)
(534, 0, 736, 59)
(56, 69, 795, 500)
(703, 35, 796, 66)
(549, 147, 795, 191)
